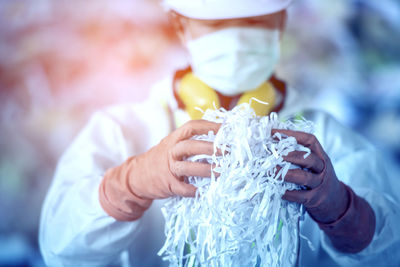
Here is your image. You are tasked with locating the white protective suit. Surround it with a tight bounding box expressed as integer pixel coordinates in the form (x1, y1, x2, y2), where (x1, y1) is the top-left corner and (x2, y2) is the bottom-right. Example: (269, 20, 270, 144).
(39, 76, 400, 267)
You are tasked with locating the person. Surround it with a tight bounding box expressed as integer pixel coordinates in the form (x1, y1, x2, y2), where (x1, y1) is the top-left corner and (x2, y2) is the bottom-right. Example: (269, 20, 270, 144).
(39, 0, 400, 266)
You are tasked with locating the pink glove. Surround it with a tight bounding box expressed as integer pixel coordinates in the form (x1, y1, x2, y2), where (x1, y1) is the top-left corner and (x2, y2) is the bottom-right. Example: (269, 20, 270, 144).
(272, 129, 376, 253)
(99, 120, 220, 221)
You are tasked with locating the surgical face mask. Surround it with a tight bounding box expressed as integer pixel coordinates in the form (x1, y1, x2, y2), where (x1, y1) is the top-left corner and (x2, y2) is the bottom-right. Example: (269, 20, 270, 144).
(186, 27, 280, 96)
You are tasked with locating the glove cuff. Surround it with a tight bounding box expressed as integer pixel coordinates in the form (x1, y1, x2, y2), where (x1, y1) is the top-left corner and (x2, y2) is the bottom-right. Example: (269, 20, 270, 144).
(317, 184, 376, 253)
(99, 157, 153, 221)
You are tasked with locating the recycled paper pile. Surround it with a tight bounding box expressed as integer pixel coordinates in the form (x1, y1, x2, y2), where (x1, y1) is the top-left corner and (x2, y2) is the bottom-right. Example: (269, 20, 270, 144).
(159, 103, 314, 267)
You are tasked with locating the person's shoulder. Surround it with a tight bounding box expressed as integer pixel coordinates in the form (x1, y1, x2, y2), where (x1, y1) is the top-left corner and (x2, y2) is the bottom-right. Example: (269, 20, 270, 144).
(148, 76, 175, 108)
(75, 76, 174, 144)
(99, 102, 144, 121)
(301, 109, 337, 125)
(94, 77, 173, 125)
(279, 85, 314, 118)
(302, 109, 375, 157)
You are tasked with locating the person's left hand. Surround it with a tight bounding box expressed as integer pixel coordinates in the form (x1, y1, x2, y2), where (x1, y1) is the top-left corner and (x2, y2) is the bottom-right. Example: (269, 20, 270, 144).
(271, 129, 376, 253)
(271, 129, 349, 224)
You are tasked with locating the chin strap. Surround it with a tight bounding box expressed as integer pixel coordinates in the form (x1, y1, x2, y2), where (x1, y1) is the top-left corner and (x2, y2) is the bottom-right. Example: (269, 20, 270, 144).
(172, 66, 287, 120)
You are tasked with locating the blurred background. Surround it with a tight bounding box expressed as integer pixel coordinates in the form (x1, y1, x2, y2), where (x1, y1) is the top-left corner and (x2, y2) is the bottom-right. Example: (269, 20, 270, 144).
(0, 0, 399, 266)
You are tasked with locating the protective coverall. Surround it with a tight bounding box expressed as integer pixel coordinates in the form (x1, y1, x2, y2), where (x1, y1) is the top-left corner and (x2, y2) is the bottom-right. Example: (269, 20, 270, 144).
(39, 75, 400, 266)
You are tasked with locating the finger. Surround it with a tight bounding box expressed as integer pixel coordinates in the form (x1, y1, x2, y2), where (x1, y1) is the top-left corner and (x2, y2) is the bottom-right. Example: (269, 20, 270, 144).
(282, 189, 309, 204)
(283, 169, 322, 189)
(170, 161, 212, 178)
(211, 163, 221, 178)
(283, 151, 325, 173)
(174, 120, 221, 141)
(170, 180, 197, 197)
(271, 129, 321, 151)
(171, 140, 215, 160)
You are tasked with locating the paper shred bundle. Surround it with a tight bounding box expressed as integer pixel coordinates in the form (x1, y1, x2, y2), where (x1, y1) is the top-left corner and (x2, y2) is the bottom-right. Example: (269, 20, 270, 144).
(158, 104, 314, 267)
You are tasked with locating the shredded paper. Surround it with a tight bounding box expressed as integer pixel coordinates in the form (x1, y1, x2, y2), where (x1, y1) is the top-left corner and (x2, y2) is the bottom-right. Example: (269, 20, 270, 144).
(158, 103, 314, 267)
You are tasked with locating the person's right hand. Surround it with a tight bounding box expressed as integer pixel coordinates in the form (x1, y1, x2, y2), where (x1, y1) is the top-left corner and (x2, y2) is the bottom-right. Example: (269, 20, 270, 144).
(129, 120, 220, 199)
(99, 120, 220, 221)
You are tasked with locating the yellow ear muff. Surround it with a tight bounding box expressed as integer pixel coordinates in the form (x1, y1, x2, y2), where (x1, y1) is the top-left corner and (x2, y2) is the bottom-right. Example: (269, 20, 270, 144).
(178, 73, 276, 119)
(237, 82, 276, 116)
(178, 73, 220, 120)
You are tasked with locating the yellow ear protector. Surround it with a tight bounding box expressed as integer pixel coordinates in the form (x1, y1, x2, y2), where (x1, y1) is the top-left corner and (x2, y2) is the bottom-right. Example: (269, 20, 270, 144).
(177, 72, 277, 120)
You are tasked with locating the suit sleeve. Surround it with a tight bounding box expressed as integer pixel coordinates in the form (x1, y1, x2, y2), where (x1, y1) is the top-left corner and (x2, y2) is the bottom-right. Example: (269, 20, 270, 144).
(307, 110, 400, 266)
(39, 102, 169, 266)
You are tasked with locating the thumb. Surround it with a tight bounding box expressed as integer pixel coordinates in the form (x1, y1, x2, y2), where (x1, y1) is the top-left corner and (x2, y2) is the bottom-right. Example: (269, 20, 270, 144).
(170, 180, 197, 198)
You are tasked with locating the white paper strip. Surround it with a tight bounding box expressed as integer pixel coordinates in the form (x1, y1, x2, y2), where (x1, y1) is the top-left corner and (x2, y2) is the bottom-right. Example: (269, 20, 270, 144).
(159, 104, 314, 267)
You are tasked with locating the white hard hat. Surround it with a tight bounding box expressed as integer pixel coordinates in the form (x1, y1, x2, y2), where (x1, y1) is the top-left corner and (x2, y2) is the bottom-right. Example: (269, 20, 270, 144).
(163, 0, 293, 20)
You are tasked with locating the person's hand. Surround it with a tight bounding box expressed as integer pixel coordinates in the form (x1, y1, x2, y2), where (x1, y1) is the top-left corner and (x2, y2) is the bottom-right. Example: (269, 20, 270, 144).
(272, 129, 375, 253)
(272, 129, 349, 223)
(99, 120, 220, 221)
(129, 120, 220, 199)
